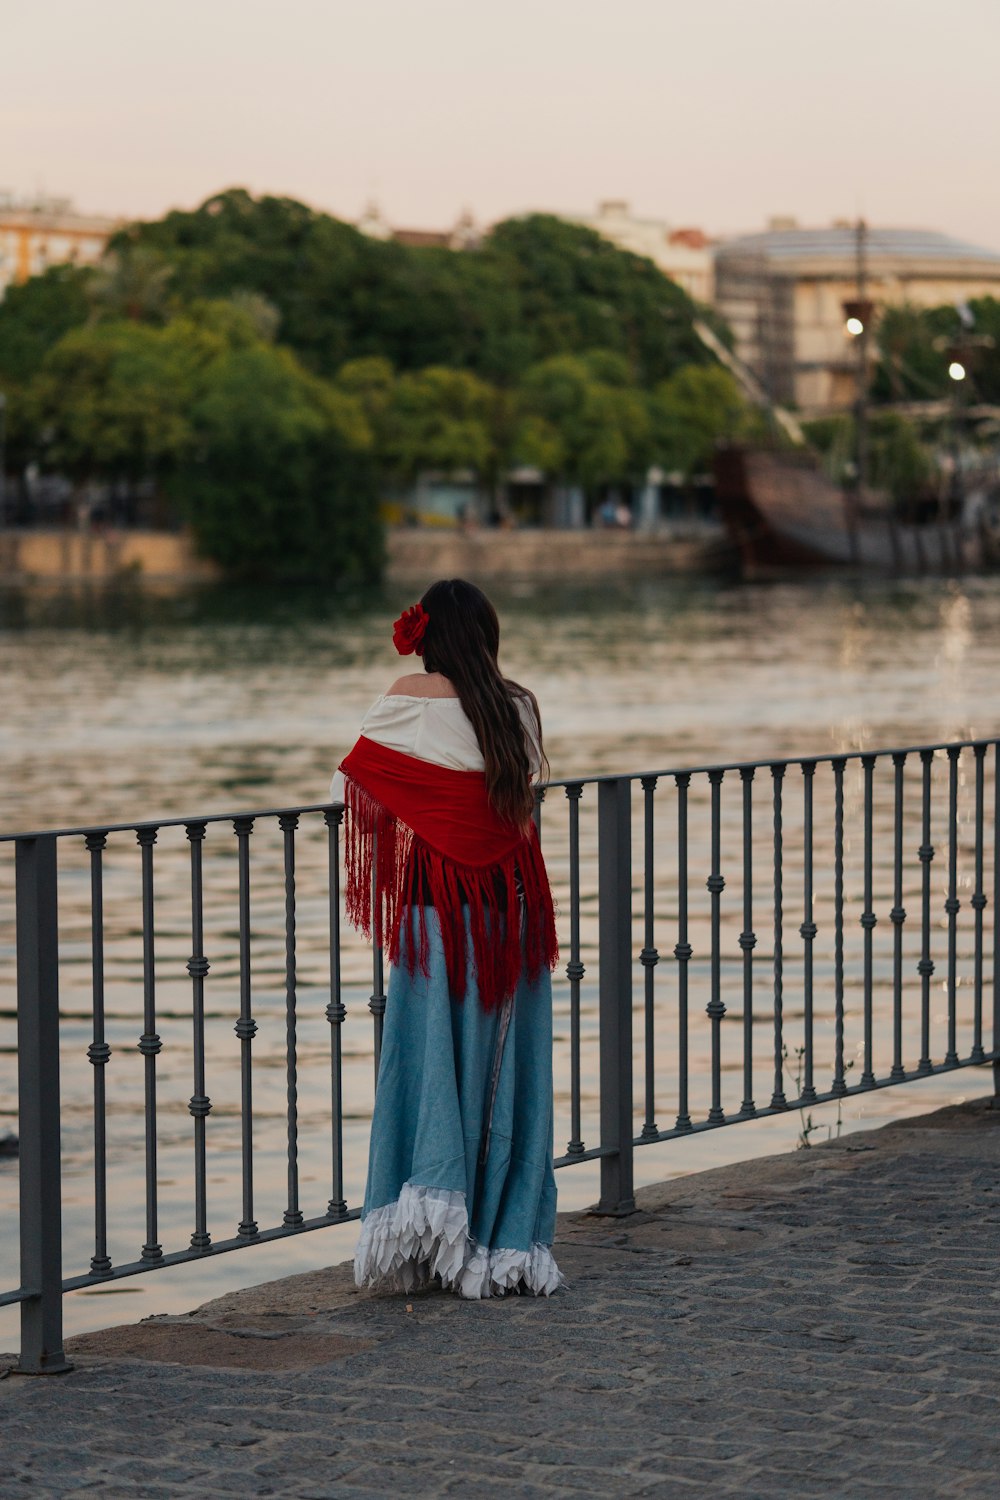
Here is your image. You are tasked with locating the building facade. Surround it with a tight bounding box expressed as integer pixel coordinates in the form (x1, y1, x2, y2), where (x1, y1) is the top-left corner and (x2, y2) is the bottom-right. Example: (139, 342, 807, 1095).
(570, 200, 714, 304)
(0, 194, 122, 298)
(356, 202, 482, 251)
(714, 220, 1000, 413)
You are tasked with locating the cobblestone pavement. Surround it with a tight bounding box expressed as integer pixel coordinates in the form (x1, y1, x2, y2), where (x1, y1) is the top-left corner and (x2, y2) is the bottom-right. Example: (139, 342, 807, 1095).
(3, 1097, 1000, 1498)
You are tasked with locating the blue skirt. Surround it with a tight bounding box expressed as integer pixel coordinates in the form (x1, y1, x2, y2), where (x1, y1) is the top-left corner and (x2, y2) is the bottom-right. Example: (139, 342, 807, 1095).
(354, 907, 564, 1298)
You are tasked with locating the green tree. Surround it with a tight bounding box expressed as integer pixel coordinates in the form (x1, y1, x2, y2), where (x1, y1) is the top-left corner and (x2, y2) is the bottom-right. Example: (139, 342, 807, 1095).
(114, 190, 715, 387)
(333, 356, 396, 431)
(0, 265, 93, 469)
(872, 303, 958, 402)
(23, 302, 381, 580)
(515, 352, 650, 487)
(804, 410, 933, 507)
(174, 343, 380, 581)
(485, 215, 709, 386)
(649, 364, 749, 477)
(965, 297, 1000, 403)
(871, 297, 1000, 405)
(0, 264, 93, 385)
(382, 366, 498, 482)
(869, 412, 934, 505)
(28, 321, 192, 482)
(89, 245, 174, 323)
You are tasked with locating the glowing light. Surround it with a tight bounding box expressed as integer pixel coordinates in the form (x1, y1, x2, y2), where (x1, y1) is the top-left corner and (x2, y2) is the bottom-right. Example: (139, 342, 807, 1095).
(845, 316, 864, 336)
(949, 361, 967, 381)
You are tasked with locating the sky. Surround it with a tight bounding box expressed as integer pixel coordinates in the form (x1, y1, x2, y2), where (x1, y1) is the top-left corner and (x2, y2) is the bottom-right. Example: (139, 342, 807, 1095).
(3, 0, 1000, 247)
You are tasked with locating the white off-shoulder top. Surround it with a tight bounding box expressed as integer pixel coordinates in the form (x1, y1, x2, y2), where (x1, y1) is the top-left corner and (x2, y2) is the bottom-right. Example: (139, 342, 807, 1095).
(329, 693, 542, 802)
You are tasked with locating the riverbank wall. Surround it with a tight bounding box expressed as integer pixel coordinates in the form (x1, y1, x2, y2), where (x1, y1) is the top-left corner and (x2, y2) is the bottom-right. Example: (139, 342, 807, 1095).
(0, 526, 733, 586)
(0, 528, 220, 584)
(385, 525, 733, 581)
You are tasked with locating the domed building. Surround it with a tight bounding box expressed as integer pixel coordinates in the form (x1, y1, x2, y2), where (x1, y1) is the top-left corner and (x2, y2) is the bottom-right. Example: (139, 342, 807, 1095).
(713, 219, 1000, 413)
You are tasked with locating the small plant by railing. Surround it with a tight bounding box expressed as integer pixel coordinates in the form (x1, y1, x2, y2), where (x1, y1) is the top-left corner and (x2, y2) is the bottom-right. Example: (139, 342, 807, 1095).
(1, 735, 998, 1374)
(782, 1045, 854, 1147)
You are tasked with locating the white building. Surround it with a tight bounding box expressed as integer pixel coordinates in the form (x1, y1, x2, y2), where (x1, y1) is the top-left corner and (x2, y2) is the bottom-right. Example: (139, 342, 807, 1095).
(570, 200, 714, 304)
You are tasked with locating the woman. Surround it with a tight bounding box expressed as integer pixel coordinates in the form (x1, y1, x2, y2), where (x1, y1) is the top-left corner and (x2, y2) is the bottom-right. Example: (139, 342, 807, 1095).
(333, 579, 563, 1298)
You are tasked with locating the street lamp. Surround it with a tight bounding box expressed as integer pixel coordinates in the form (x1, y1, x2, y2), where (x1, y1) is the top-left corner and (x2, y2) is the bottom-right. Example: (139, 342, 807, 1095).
(948, 361, 967, 382)
(843, 300, 874, 340)
(841, 291, 875, 494)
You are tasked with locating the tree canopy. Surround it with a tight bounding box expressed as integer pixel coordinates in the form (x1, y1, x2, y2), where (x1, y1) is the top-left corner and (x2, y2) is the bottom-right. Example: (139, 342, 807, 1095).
(175, 340, 379, 581)
(109, 190, 711, 386)
(0, 188, 752, 576)
(872, 297, 1000, 404)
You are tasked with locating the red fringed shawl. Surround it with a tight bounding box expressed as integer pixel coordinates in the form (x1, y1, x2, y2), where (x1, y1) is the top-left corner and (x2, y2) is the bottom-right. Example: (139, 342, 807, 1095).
(339, 735, 558, 1012)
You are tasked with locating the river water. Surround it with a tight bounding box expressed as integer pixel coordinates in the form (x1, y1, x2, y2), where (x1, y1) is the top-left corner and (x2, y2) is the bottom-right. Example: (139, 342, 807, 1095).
(0, 572, 997, 1342)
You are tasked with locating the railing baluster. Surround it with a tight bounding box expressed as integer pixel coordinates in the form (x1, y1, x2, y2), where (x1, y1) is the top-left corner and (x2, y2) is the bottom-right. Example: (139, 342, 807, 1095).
(370, 943, 386, 1083)
(674, 773, 692, 1132)
(860, 754, 877, 1088)
(233, 816, 258, 1238)
(739, 767, 757, 1115)
(186, 821, 211, 1251)
(137, 827, 163, 1261)
(85, 831, 112, 1276)
(640, 776, 659, 1140)
(325, 807, 347, 1218)
(706, 769, 726, 1124)
(889, 755, 907, 1081)
(971, 745, 987, 1065)
(799, 763, 817, 1105)
(565, 783, 585, 1156)
(944, 747, 961, 1066)
(770, 764, 786, 1109)
(533, 783, 544, 837)
(832, 759, 847, 1097)
(917, 749, 935, 1074)
(279, 813, 303, 1228)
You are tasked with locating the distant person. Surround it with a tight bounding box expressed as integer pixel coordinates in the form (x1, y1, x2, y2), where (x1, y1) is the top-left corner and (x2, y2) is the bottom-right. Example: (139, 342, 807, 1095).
(331, 579, 563, 1297)
(597, 495, 617, 528)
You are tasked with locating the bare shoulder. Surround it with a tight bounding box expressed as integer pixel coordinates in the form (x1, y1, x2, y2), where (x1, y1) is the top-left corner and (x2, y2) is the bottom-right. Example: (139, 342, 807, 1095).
(385, 672, 459, 699)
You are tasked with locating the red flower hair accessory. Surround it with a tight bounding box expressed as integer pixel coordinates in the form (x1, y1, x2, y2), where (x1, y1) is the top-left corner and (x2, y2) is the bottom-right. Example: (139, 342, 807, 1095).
(392, 602, 429, 656)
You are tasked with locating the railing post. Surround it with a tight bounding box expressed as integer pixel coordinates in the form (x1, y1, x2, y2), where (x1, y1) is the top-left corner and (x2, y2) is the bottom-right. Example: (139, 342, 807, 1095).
(596, 778, 635, 1215)
(15, 836, 71, 1374)
(993, 743, 1000, 1097)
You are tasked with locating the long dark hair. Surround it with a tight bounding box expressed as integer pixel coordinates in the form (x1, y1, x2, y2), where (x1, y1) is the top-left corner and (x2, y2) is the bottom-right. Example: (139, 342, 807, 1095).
(419, 578, 547, 828)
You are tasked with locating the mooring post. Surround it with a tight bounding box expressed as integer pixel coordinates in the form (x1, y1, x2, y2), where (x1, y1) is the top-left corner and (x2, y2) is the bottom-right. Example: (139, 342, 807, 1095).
(15, 835, 71, 1374)
(596, 778, 635, 1215)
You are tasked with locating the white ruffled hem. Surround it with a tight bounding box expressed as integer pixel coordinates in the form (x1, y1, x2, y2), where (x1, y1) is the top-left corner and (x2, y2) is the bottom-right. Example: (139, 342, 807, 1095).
(354, 1181, 565, 1299)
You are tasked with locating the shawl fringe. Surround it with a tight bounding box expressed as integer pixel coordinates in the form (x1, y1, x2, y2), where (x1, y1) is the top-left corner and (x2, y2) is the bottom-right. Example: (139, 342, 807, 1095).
(342, 773, 557, 1013)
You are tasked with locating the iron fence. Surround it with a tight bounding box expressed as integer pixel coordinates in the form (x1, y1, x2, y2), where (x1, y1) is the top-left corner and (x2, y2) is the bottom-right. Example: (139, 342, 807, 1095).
(2, 736, 998, 1374)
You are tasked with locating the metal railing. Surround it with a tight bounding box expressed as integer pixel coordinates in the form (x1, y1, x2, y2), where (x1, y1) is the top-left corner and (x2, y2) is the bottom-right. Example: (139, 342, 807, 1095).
(2, 736, 998, 1374)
